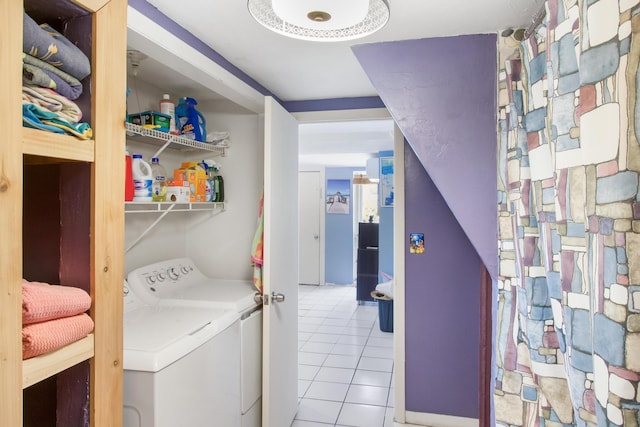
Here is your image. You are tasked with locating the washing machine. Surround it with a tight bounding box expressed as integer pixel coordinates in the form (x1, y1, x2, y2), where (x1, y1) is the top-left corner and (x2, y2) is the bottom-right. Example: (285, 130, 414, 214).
(127, 258, 263, 427)
(122, 280, 241, 427)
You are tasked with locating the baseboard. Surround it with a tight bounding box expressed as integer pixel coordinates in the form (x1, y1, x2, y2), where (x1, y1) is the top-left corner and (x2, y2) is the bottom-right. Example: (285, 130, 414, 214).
(405, 411, 479, 427)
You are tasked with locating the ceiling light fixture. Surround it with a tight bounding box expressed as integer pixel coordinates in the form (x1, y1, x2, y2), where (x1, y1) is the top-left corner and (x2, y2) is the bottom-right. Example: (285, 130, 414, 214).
(353, 173, 374, 185)
(247, 0, 390, 42)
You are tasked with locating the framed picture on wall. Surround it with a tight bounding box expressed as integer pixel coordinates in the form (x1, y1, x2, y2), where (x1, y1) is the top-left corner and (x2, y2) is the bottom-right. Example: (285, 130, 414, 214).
(326, 179, 350, 214)
(380, 157, 394, 207)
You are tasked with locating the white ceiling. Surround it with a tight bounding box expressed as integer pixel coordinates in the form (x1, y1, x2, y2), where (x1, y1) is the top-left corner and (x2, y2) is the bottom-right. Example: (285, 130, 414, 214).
(298, 119, 395, 168)
(132, 0, 544, 167)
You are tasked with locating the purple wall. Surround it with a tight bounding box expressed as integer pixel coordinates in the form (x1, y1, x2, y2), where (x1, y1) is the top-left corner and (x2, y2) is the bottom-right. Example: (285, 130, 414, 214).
(404, 142, 481, 417)
(352, 35, 498, 279)
(353, 35, 497, 418)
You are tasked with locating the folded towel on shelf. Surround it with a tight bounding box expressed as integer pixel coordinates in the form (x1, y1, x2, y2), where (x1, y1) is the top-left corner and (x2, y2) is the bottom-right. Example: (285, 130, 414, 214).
(22, 313, 94, 360)
(22, 103, 65, 134)
(23, 85, 82, 123)
(23, 12, 91, 81)
(22, 279, 92, 325)
(23, 53, 83, 100)
(22, 103, 92, 139)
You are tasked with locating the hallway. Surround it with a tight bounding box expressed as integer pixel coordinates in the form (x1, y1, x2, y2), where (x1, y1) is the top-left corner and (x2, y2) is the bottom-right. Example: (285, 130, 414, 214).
(293, 284, 400, 427)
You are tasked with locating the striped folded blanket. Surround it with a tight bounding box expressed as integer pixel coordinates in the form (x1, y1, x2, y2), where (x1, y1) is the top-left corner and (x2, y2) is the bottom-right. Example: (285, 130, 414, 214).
(23, 85, 82, 123)
(22, 279, 92, 325)
(23, 53, 83, 100)
(22, 313, 94, 360)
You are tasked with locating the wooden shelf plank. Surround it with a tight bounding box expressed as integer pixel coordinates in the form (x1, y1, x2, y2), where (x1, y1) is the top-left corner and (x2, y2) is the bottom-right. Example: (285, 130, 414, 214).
(22, 334, 95, 389)
(23, 128, 94, 162)
(70, 0, 110, 13)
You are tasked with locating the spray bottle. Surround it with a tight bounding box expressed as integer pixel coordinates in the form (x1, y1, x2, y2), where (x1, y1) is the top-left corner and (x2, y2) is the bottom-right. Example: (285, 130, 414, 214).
(211, 163, 224, 203)
(202, 159, 223, 203)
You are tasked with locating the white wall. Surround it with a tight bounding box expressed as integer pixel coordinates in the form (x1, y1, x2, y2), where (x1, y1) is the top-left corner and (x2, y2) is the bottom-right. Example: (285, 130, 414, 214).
(185, 102, 263, 280)
(124, 77, 262, 280)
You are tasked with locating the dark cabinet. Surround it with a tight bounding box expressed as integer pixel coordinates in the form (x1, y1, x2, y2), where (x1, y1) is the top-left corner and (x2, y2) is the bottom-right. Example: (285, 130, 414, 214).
(357, 223, 379, 302)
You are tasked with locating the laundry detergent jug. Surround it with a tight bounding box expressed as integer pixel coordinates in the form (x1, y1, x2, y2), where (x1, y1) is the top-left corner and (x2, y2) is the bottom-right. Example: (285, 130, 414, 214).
(175, 97, 206, 142)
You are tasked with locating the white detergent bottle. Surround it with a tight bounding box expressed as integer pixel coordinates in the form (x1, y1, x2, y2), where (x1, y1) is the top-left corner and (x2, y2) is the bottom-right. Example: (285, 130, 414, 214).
(159, 94, 177, 134)
(132, 154, 153, 202)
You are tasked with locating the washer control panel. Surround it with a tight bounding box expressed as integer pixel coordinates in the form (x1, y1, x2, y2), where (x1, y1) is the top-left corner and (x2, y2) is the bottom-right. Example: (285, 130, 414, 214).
(127, 258, 206, 305)
(123, 279, 152, 313)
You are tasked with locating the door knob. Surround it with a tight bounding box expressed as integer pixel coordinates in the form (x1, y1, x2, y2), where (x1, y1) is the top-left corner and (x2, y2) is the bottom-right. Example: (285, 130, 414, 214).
(254, 292, 269, 305)
(313, 235, 319, 240)
(271, 292, 285, 303)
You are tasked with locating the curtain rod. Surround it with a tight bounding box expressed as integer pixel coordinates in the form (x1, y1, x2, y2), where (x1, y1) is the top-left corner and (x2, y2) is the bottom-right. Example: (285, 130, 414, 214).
(524, 4, 547, 39)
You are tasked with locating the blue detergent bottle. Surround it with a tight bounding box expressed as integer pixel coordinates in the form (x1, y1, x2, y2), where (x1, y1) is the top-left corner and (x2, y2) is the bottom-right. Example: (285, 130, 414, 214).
(175, 97, 207, 141)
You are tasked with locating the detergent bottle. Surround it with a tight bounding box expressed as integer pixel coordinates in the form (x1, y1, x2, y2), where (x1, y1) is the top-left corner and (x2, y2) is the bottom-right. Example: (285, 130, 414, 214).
(159, 94, 177, 134)
(175, 97, 207, 142)
(124, 150, 134, 202)
(131, 154, 153, 202)
(199, 160, 215, 202)
(150, 157, 168, 202)
(210, 163, 224, 203)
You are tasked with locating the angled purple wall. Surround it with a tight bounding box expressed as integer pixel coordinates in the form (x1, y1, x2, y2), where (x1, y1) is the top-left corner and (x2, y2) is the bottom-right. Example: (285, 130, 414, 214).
(352, 35, 498, 279)
(404, 142, 482, 417)
(353, 35, 497, 419)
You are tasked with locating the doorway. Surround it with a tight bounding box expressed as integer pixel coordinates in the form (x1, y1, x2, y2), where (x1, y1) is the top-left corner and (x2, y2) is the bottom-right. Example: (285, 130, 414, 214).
(297, 117, 395, 290)
(295, 110, 402, 424)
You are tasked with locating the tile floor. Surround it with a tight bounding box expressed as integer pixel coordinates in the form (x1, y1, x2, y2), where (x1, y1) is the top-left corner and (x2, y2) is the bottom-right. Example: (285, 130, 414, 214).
(293, 284, 405, 427)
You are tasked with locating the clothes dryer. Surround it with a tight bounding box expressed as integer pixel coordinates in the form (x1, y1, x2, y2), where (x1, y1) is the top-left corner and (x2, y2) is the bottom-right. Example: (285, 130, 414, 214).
(127, 259, 263, 427)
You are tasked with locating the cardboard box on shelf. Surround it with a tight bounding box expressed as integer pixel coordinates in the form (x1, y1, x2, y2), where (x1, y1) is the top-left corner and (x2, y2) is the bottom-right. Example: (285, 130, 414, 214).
(173, 168, 206, 202)
(166, 180, 190, 203)
(126, 111, 172, 132)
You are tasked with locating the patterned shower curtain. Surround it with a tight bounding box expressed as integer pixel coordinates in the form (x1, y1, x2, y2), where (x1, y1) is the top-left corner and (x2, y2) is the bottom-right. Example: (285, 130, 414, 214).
(495, 0, 640, 425)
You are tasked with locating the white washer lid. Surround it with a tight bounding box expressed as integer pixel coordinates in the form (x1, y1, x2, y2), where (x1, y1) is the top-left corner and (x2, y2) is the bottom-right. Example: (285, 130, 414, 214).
(123, 302, 238, 372)
(164, 279, 258, 313)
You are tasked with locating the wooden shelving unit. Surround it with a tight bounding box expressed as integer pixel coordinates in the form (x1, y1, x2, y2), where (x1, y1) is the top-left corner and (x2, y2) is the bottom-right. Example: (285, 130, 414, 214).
(0, 0, 126, 425)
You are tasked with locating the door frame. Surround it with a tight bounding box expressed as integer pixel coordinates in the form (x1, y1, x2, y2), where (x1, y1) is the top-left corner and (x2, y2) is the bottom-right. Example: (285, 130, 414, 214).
(293, 108, 408, 421)
(392, 123, 407, 422)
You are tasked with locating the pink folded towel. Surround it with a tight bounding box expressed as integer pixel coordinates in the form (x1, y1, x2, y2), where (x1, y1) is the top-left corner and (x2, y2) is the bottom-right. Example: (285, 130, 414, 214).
(22, 279, 91, 325)
(22, 313, 94, 360)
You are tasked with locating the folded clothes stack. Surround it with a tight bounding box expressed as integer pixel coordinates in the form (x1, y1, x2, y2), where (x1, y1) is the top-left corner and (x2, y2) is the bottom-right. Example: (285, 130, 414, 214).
(21, 12, 92, 139)
(22, 279, 94, 360)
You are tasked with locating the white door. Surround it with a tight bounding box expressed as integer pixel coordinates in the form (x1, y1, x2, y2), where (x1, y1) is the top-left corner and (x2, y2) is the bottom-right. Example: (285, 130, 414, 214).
(262, 97, 299, 427)
(298, 171, 321, 285)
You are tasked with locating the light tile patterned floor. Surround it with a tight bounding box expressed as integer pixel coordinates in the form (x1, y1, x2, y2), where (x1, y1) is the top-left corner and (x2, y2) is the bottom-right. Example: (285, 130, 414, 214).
(293, 284, 406, 427)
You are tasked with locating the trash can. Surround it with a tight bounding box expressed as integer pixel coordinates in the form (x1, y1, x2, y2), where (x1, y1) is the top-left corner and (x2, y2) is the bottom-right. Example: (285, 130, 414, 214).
(371, 291, 393, 333)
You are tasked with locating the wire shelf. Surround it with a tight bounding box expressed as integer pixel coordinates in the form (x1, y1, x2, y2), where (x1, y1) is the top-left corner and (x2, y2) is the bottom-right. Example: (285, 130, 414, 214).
(125, 123, 226, 156)
(124, 201, 225, 213)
